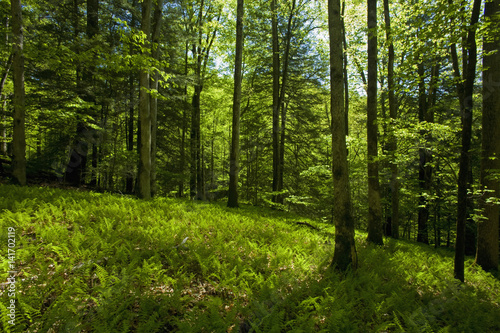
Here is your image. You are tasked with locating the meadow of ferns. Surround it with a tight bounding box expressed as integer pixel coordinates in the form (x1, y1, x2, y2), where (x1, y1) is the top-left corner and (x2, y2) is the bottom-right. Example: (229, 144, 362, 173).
(0, 184, 499, 332)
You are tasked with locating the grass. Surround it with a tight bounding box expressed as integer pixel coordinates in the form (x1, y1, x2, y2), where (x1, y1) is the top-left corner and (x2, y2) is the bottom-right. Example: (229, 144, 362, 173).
(0, 184, 499, 332)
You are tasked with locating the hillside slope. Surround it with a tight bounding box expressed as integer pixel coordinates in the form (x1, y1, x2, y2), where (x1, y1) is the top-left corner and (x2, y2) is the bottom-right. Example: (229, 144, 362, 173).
(0, 185, 499, 332)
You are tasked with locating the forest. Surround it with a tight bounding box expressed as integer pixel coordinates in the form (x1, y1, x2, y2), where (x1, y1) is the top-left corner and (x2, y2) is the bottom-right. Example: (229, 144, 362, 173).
(0, 0, 499, 331)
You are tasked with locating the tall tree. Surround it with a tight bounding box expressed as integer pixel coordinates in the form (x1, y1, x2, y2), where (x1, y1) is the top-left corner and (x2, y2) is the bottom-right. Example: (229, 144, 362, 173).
(0, 54, 12, 157)
(86, 0, 99, 187)
(452, 0, 481, 282)
(329, 0, 357, 270)
(138, 0, 152, 199)
(11, 0, 25, 186)
(383, 0, 398, 238)
(189, 0, 219, 200)
(150, 0, 163, 197)
(227, 0, 244, 208)
(476, 0, 500, 272)
(366, 0, 383, 245)
(271, 0, 280, 204)
(126, 0, 138, 194)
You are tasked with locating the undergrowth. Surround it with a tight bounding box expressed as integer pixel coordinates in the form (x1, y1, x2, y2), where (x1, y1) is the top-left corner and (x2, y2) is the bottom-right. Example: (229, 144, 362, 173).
(0, 184, 499, 332)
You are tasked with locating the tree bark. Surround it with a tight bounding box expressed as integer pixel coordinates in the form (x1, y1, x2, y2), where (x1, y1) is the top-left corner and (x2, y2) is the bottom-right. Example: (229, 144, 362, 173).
(0, 52, 12, 157)
(276, 0, 296, 205)
(227, 0, 244, 208)
(417, 62, 430, 244)
(150, 0, 163, 197)
(366, 0, 383, 245)
(179, 42, 189, 197)
(11, 0, 26, 186)
(476, 0, 500, 272)
(383, 0, 399, 238)
(271, 0, 280, 204)
(453, 0, 481, 282)
(329, 0, 357, 270)
(137, 0, 152, 199)
(190, 2, 218, 201)
(126, 2, 137, 194)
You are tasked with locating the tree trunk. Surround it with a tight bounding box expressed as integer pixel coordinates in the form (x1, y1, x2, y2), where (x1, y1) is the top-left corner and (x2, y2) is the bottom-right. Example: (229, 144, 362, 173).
(0, 51, 12, 157)
(126, 3, 137, 193)
(417, 62, 430, 244)
(329, 0, 357, 270)
(476, 0, 500, 271)
(87, 0, 99, 187)
(366, 0, 383, 245)
(1, 97, 7, 156)
(137, 0, 152, 199)
(11, 0, 26, 186)
(276, 0, 296, 206)
(126, 74, 135, 193)
(383, 0, 398, 238)
(342, 1, 349, 136)
(271, 0, 280, 204)
(189, 4, 219, 201)
(150, 0, 163, 197)
(191, 83, 203, 199)
(453, 0, 481, 282)
(227, 0, 244, 208)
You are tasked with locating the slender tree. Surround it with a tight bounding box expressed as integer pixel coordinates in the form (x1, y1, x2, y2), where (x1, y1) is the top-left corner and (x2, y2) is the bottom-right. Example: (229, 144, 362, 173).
(476, 0, 500, 272)
(11, 0, 25, 186)
(126, 0, 138, 194)
(366, 0, 383, 245)
(271, 0, 280, 204)
(277, 0, 296, 206)
(383, 0, 398, 238)
(138, 0, 152, 199)
(150, 0, 163, 197)
(227, 0, 244, 208)
(416, 62, 430, 244)
(0, 54, 12, 157)
(329, 0, 357, 270)
(190, 0, 219, 200)
(452, 0, 481, 282)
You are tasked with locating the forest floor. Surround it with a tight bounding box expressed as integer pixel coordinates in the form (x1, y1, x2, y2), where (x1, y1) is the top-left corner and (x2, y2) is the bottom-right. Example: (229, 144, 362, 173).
(0, 184, 499, 332)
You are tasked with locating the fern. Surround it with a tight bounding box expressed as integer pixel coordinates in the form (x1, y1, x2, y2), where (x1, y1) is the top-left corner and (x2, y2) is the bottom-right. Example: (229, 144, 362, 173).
(2, 184, 500, 332)
(94, 263, 110, 288)
(0, 302, 12, 333)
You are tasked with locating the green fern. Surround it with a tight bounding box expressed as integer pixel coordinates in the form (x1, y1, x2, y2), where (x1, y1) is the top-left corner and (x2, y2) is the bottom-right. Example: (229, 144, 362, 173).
(0, 302, 12, 333)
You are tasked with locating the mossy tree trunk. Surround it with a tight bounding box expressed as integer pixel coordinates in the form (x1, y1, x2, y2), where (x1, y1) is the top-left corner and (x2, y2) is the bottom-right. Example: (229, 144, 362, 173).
(476, 0, 500, 272)
(329, 0, 357, 271)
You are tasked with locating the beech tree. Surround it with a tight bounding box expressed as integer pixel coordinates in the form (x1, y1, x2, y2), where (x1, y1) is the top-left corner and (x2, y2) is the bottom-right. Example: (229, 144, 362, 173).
(453, 0, 481, 282)
(366, 0, 383, 245)
(150, 0, 163, 197)
(329, 0, 357, 270)
(11, 0, 25, 186)
(476, 0, 500, 272)
(227, 0, 244, 208)
(383, 0, 398, 239)
(271, 0, 280, 204)
(138, 0, 152, 199)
